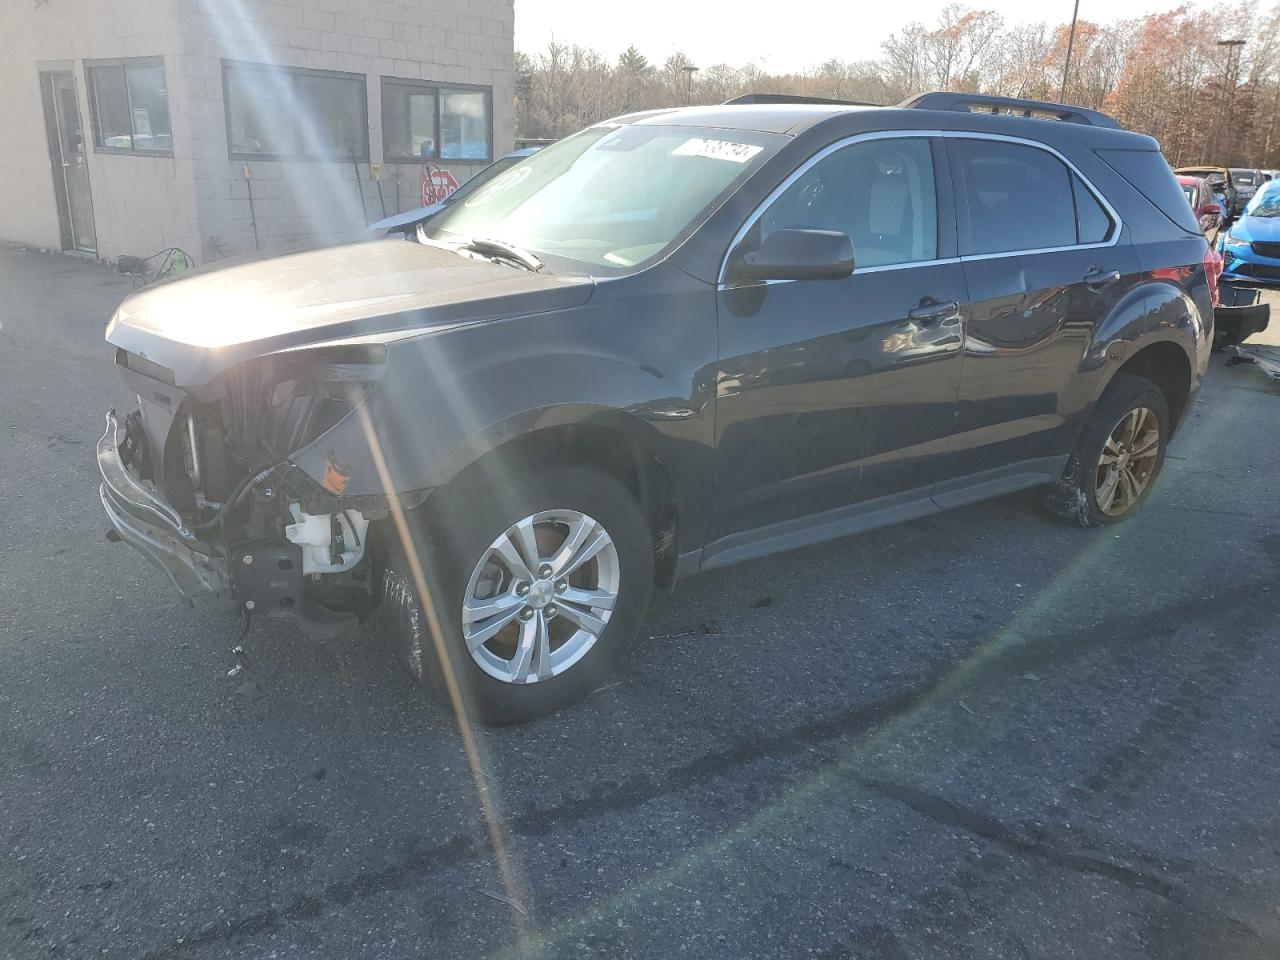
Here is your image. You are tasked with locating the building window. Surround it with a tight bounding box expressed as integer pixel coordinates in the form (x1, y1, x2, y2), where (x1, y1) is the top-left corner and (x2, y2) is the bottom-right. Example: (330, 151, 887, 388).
(223, 61, 368, 160)
(86, 58, 173, 154)
(382, 79, 491, 162)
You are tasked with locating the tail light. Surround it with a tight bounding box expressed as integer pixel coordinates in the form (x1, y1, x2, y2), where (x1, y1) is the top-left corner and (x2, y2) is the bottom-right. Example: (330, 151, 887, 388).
(1204, 244, 1222, 307)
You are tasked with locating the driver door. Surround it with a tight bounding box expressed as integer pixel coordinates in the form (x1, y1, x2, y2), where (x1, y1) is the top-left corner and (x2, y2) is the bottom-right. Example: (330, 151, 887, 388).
(706, 136, 969, 561)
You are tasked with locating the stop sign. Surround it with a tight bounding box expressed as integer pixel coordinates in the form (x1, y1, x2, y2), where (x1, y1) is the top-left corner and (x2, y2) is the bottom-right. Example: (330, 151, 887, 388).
(420, 164, 460, 205)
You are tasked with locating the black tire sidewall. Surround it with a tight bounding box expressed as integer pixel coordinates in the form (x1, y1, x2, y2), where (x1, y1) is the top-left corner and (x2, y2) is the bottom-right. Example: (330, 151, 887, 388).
(400, 462, 653, 725)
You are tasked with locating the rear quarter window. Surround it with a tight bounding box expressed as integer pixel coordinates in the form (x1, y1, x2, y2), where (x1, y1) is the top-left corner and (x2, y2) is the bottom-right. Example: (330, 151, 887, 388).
(1072, 173, 1113, 243)
(1096, 149, 1202, 236)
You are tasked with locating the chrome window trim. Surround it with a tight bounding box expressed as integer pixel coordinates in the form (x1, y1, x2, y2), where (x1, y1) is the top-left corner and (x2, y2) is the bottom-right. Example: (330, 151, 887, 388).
(717, 128, 1122, 287)
(747, 256, 963, 288)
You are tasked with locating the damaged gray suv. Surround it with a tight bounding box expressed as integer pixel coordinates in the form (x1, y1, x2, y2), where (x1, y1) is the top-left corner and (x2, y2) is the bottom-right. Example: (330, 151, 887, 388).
(101, 93, 1254, 723)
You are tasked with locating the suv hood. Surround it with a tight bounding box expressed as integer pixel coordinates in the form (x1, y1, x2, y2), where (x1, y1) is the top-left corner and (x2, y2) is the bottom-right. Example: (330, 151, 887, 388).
(106, 239, 594, 386)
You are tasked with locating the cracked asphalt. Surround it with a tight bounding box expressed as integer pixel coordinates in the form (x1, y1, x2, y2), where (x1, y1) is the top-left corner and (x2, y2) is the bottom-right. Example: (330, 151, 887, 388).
(3, 244, 1280, 960)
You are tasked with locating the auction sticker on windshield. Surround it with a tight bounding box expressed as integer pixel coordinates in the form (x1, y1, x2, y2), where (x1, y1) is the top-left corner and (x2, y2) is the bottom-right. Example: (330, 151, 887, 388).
(672, 137, 764, 163)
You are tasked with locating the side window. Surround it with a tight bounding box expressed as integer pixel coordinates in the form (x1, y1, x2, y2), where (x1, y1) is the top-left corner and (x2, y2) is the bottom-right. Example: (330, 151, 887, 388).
(950, 139, 1076, 255)
(1073, 173, 1113, 244)
(758, 137, 938, 268)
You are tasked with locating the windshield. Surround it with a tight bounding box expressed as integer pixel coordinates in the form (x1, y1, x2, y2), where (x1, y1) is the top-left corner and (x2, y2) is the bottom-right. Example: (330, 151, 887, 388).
(1246, 186, 1280, 218)
(1181, 184, 1197, 205)
(424, 123, 784, 272)
(1232, 170, 1257, 186)
(440, 154, 524, 206)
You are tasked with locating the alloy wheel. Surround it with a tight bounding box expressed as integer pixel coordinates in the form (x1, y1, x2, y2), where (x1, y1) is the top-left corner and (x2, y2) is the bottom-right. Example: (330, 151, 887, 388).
(461, 509, 620, 684)
(1095, 406, 1160, 517)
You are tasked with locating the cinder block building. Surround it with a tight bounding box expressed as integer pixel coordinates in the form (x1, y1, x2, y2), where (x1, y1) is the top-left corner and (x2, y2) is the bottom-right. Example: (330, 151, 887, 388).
(0, 0, 515, 264)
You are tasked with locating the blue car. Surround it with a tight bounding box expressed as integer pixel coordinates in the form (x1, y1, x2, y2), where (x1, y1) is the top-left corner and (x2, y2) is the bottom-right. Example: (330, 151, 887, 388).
(1220, 180, 1280, 284)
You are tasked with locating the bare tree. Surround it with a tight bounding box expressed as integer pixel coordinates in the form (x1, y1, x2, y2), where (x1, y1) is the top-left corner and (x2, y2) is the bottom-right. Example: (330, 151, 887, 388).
(513, 1, 1280, 168)
(925, 5, 1005, 91)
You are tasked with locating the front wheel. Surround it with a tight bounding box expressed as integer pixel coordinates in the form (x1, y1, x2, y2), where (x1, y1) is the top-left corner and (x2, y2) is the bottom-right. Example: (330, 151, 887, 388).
(379, 462, 654, 725)
(1042, 373, 1170, 527)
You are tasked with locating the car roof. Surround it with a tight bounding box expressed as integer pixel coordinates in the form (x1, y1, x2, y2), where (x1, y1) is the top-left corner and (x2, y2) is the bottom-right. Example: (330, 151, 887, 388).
(615, 103, 882, 135)
(612, 102, 1152, 148)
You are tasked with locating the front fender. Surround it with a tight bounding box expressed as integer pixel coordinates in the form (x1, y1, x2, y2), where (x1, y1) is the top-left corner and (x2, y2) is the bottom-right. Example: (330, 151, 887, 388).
(287, 272, 719, 550)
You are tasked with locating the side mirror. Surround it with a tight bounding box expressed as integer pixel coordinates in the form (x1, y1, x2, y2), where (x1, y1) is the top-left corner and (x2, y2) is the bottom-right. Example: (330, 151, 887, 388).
(1203, 202, 1221, 216)
(731, 227, 855, 283)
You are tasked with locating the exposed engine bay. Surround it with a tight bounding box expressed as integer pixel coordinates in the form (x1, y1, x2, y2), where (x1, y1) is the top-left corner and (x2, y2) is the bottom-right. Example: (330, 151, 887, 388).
(106, 342, 408, 623)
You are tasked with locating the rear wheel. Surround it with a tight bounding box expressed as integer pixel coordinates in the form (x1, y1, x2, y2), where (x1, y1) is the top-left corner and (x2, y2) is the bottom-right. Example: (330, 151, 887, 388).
(1042, 373, 1170, 527)
(380, 462, 653, 725)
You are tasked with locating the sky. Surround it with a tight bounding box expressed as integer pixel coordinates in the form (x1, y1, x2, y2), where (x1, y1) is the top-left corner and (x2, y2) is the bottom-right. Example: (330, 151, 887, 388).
(514, 0, 1170, 73)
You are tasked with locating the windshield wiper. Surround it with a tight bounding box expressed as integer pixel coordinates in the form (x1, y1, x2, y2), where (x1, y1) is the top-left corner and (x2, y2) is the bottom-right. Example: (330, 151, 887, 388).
(462, 237, 544, 272)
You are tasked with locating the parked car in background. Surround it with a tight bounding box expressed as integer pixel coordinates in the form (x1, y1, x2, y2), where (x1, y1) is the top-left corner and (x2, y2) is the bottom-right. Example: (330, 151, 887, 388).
(1176, 166, 1238, 221)
(1220, 179, 1280, 285)
(1178, 174, 1223, 244)
(1229, 168, 1265, 216)
(1208, 178, 1233, 224)
(100, 92, 1229, 722)
(368, 147, 543, 236)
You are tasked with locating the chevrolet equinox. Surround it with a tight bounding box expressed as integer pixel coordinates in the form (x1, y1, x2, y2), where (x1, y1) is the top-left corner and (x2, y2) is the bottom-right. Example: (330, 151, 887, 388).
(99, 92, 1235, 722)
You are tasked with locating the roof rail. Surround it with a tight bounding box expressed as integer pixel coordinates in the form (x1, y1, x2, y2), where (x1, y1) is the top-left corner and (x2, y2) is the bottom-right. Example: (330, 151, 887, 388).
(899, 92, 1120, 129)
(723, 93, 879, 107)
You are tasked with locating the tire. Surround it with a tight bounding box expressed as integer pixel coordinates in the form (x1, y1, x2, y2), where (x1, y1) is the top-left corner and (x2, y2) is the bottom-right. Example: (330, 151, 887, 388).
(1042, 373, 1170, 527)
(378, 461, 654, 725)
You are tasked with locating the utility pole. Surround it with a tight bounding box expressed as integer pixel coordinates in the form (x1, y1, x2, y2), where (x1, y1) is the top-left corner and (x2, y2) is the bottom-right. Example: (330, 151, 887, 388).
(1059, 0, 1081, 102)
(682, 64, 699, 105)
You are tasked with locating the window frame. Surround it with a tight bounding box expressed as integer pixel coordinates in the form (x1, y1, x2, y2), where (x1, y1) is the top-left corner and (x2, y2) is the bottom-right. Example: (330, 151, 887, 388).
(222, 60, 369, 162)
(751, 135, 944, 271)
(720, 130, 1122, 285)
(380, 77, 493, 163)
(84, 56, 173, 158)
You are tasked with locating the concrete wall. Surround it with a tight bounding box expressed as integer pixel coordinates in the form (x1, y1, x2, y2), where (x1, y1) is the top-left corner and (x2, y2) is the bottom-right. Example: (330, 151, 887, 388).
(177, 0, 516, 261)
(0, 0, 514, 264)
(0, 0, 196, 259)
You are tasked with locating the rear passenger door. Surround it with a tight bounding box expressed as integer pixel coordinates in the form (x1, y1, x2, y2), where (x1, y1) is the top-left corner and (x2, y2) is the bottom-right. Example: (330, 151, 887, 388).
(941, 135, 1142, 502)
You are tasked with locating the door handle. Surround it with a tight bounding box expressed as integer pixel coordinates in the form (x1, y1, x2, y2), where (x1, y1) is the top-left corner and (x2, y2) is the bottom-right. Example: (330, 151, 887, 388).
(1083, 266, 1121, 291)
(907, 299, 960, 325)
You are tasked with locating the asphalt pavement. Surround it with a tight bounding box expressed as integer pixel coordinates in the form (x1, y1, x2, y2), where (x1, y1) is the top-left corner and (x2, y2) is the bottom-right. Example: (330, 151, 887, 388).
(3, 244, 1280, 960)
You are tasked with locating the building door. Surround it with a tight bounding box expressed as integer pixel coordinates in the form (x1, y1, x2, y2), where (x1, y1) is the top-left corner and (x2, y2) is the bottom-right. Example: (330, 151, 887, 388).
(40, 71, 97, 254)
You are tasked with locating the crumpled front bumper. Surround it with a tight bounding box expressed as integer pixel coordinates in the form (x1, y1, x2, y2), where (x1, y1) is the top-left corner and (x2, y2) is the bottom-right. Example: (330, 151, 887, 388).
(98, 410, 231, 602)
